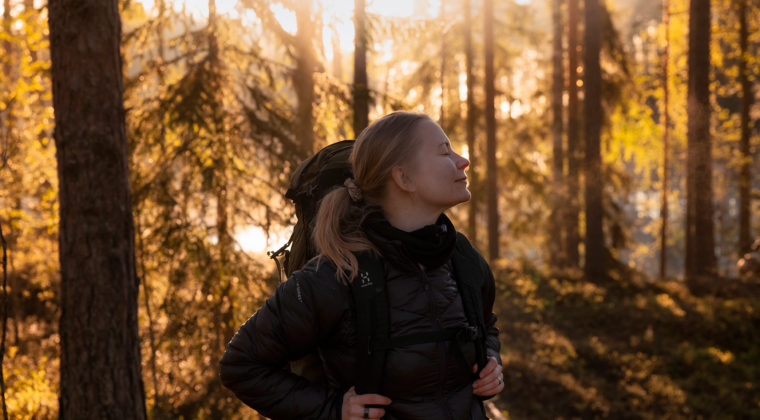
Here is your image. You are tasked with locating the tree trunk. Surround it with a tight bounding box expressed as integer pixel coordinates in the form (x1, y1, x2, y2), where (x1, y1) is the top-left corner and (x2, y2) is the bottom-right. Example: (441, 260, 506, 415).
(738, 0, 753, 255)
(439, 0, 446, 127)
(464, 0, 478, 244)
(660, 0, 671, 279)
(484, 0, 499, 262)
(157, 0, 167, 68)
(0, 222, 7, 420)
(23, 0, 37, 61)
(209, 1, 235, 411)
(294, 0, 315, 158)
(353, 0, 369, 137)
(2, 0, 13, 151)
(551, 0, 566, 268)
(685, 0, 716, 280)
(331, 30, 343, 81)
(565, 0, 581, 267)
(214, 154, 234, 352)
(3, 0, 11, 76)
(135, 214, 159, 416)
(142, 0, 167, 412)
(49, 0, 147, 417)
(584, 0, 604, 279)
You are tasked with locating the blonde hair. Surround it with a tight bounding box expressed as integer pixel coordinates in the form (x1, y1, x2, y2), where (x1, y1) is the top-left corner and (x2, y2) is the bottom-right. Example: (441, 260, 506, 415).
(313, 111, 431, 281)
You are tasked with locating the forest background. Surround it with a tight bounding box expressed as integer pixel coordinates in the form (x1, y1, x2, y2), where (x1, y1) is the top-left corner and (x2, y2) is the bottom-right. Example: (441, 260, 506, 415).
(1, 0, 759, 418)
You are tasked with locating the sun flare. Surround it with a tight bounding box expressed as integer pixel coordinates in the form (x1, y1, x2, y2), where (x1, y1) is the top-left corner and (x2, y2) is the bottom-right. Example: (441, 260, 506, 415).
(136, 0, 443, 56)
(235, 225, 293, 254)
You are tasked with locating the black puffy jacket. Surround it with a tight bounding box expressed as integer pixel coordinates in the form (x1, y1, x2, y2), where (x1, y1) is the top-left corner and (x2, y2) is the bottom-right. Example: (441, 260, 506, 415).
(219, 234, 501, 420)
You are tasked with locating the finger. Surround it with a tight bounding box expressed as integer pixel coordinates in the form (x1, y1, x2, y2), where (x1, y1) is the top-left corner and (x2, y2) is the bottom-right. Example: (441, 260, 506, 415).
(473, 374, 502, 391)
(349, 404, 387, 419)
(474, 366, 500, 387)
(473, 382, 503, 397)
(473, 371, 502, 391)
(474, 371, 504, 394)
(472, 379, 498, 394)
(479, 357, 499, 378)
(367, 407, 386, 419)
(476, 358, 499, 379)
(352, 393, 392, 406)
(479, 366, 500, 383)
(473, 376, 504, 396)
(474, 356, 498, 376)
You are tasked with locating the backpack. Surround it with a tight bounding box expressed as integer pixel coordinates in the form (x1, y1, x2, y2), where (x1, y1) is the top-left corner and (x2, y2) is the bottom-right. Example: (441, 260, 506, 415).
(269, 140, 354, 278)
(270, 140, 489, 393)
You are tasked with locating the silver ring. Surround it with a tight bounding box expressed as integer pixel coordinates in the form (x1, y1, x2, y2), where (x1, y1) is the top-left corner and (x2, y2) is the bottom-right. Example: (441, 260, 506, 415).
(498, 375, 503, 385)
(364, 406, 370, 419)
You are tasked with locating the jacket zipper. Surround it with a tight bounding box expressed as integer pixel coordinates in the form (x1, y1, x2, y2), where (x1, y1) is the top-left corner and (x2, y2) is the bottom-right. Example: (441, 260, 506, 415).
(418, 266, 455, 420)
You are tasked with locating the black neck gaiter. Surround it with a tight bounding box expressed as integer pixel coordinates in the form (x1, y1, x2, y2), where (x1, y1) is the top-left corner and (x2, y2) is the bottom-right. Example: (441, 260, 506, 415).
(362, 209, 457, 272)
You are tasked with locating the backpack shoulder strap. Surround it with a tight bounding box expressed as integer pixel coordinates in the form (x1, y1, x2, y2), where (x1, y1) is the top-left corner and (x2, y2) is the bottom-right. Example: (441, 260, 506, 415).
(350, 252, 388, 395)
(451, 233, 489, 372)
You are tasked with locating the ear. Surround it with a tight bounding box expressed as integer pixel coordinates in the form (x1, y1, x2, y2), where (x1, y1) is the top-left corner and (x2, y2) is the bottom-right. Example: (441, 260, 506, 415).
(391, 165, 417, 193)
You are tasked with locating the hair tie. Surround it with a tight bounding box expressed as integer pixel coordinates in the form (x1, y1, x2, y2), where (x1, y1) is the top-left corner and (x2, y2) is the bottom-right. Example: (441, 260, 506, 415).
(344, 178, 363, 202)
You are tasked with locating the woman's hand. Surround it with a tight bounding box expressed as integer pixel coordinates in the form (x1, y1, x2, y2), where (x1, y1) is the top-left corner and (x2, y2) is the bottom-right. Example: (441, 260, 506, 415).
(472, 356, 504, 397)
(342, 386, 392, 419)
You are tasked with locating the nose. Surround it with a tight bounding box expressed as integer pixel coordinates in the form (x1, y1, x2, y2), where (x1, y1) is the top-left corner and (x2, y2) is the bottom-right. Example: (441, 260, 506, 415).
(456, 153, 470, 170)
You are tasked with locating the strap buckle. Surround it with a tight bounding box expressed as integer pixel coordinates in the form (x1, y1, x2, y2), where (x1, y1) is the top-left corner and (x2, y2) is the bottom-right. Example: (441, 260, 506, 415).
(456, 325, 480, 343)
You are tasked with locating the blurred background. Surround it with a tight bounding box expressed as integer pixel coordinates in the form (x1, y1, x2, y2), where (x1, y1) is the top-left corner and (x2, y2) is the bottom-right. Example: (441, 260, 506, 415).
(1, 0, 759, 417)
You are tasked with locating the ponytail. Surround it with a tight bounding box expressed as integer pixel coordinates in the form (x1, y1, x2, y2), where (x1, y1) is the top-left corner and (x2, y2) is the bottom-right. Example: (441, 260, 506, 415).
(313, 186, 375, 282)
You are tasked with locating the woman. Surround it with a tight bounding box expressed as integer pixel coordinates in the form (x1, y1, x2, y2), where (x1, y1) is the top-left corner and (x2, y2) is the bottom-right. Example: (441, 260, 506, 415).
(220, 112, 503, 419)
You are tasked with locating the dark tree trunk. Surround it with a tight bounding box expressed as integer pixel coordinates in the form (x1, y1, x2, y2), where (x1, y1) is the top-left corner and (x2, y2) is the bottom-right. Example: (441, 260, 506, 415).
(660, 0, 671, 279)
(551, 0, 566, 268)
(294, 0, 316, 158)
(464, 0, 478, 244)
(584, 0, 604, 279)
(738, 0, 753, 254)
(353, 0, 369, 137)
(484, 0, 499, 262)
(565, 0, 581, 267)
(685, 0, 716, 280)
(48, 0, 146, 417)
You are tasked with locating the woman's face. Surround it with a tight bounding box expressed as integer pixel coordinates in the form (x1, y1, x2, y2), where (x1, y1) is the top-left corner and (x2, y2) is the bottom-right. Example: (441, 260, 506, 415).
(403, 119, 471, 212)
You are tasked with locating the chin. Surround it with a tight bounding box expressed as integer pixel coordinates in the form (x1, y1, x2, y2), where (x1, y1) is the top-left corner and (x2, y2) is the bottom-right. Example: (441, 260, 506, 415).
(451, 192, 471, 206)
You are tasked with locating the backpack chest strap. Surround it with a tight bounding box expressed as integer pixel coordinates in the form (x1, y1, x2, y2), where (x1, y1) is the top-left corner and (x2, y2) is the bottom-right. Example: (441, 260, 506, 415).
(370, 325, 481, 382)
(373, 325, 480, 350)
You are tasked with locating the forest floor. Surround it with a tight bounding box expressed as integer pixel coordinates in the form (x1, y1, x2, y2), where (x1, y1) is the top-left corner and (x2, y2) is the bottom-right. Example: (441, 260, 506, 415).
(491, 264, 760, 419)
